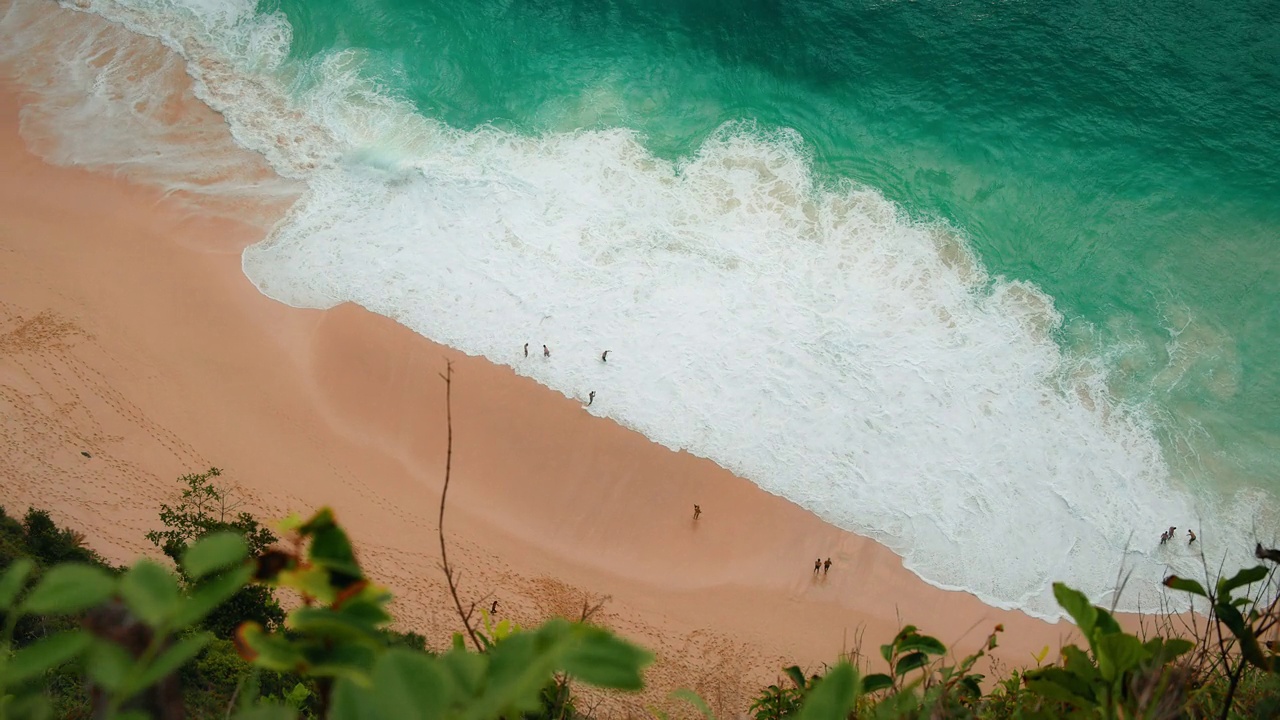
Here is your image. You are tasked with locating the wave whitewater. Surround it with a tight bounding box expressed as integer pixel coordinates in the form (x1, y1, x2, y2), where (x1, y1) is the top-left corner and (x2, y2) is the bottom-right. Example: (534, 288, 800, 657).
(2, 0, 1273, 620)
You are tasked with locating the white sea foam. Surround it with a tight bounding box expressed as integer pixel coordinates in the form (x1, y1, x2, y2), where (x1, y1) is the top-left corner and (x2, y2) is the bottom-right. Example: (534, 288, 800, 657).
(6, 0, 1274, 620)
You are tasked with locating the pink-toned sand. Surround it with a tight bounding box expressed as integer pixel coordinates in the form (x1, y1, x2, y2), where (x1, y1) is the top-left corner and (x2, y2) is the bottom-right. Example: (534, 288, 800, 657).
(0, 72, 1091, 714)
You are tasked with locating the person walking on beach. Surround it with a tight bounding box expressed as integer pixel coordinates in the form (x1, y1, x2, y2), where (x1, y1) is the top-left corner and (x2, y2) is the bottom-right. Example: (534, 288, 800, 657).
(543, 344, 550, 357)
(693, 504, 701, 520)
(1188, 529, 1197, 544)
(813, 559, 821, 575)
(1160, 530, 1169, 545)
(823, 558, 832, 575)
(587, 390, 596, 406)
(601, 350, 610, 362)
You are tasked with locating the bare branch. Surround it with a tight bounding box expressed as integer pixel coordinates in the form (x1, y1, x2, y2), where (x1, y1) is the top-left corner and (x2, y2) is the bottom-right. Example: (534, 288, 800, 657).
(437, 361, 484, 652)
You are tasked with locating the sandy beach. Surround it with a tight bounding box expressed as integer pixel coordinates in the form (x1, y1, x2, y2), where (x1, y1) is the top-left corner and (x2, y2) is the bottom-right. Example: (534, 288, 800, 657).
(0, 68, 1093, 716)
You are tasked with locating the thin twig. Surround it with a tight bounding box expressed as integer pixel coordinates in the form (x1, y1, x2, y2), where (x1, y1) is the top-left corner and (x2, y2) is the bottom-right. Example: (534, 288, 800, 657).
(437, 361, 483, 652)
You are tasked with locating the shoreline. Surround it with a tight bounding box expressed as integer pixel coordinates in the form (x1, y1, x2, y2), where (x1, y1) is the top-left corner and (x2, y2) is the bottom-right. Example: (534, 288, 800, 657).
(0, 76, 1093, 714)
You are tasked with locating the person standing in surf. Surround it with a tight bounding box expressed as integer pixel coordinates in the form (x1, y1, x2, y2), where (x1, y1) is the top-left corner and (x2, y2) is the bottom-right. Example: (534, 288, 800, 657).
(524, 343, 529, 358)
(587, 390, 595, 406)
(601, 350, 610, 362)
(543, 344, 550, 357)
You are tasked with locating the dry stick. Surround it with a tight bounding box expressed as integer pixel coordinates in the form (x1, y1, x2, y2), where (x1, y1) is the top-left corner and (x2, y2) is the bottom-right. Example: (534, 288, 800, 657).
(437, 361, 484, 652)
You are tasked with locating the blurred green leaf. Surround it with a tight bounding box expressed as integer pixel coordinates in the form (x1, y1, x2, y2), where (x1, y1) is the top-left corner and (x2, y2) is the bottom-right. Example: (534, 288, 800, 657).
(371, 649, 448, 718)
(4, 631, 91, 684)
(174, 564, 254, 627)
(862, 673, 893, 693)
(1061, 645, 1099, 682)
(0, 558, 35, 610)
(85, 640, 134, 693)
(1096, 634, 1148, 682)
(894, 652, 928, 677)
(561, 626, 652, 690)
(896, 633, 947, 657)
(1052, 583, 1098, 640)
(238, 623, 306, 673)
(330, 677, 380, 720)
(288, 607, 382, 645)
(21, 564, 114, 615)
(797, 662, 859, 720)
(128, 633, 212, 694)
(119, 560, 181, 628)
(1218, 566, 1269, 597)
(231, 707, 297, 720)
(1163, 575, 1207, 598)
(670, 688, 715, 719)
(183, 532, 248, 580)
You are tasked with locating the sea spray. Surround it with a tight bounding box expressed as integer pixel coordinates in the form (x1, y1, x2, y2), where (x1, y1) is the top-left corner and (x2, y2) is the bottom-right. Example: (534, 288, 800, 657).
(3, 0, 1274, 620)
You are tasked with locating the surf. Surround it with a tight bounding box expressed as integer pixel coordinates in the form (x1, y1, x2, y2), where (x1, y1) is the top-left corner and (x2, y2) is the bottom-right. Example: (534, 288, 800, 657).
(3, 0, 1274, 621)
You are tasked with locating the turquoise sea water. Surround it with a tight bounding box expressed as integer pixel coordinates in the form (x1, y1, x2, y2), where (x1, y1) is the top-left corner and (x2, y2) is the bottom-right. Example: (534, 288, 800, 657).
(4, 0, 1277, 618)
(269, 0, 1280, 485)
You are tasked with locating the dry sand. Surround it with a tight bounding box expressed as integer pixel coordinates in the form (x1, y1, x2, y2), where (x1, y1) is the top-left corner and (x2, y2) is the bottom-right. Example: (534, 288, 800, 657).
(0, 75, 1093, 715)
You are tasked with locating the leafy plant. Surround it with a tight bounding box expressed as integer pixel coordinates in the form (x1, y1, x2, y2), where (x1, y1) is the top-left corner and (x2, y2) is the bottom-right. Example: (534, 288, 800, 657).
(146, 469, 284, 639)
(1022, 583, 1194, 718)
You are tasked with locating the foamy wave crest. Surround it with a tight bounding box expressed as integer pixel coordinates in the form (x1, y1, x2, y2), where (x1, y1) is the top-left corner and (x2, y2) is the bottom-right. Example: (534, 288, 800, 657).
(16, 0, 1275, 620)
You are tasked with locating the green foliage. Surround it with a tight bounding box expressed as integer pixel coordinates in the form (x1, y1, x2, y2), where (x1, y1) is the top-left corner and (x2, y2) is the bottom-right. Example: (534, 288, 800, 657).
(3, 496, 1278, 720)
(145, 470, 284, 640)
(1021, 582, 1198, 718)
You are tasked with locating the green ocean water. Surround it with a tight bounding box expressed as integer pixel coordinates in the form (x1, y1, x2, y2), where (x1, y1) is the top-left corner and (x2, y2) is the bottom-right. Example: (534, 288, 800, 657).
(264, 0, 1280, 490)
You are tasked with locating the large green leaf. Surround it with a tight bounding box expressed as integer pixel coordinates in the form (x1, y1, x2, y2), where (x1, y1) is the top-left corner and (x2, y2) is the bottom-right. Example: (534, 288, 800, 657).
(1095, 634, 1149, 683)
(1060, 645, 1099, 682)
(895, 633, 947, 657)
(183, 532, 248, 580)
(329, 677, 381, 720)
(1052, 583, 1098, 639)
(370, 649, 448, 719)
(3, 631, 91, 683)
(288, 607, 383, 645)
(127, 633, 213, 695)
(0, 558, 34, 610)
(1217, 566, 1270, 598)
(861, 673, 893, 693)
(21, 564, 115, 615)
(561, 626, 652, 690)
(85, 640, 135, 693)
(1214, 602, 1271, 670)
(1025, 676, 1095, 710)
(119, 560, 181, 628)
(797, 662, 860, 720)
(893, 651, 928, 677)
(466, 631, 555, 719)
(1162, 575, 1207, 598)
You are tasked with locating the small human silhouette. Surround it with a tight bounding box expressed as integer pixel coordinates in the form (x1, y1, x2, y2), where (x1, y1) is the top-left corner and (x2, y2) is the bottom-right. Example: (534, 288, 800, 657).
(601, 350, 610, 362)
(1188, 529, 1197, 544)
(823, 558, 832, 575)
(524, 343, 529, 358)
(490, 600, 499, 614)
(1160, 530, 1169, 545)
(813, 559, 821, 574)
(543, 344, 550, 357)
(587, 390, 595, 406)
(693, 504, 701, 520)
(1169, 526, 1177, 539)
